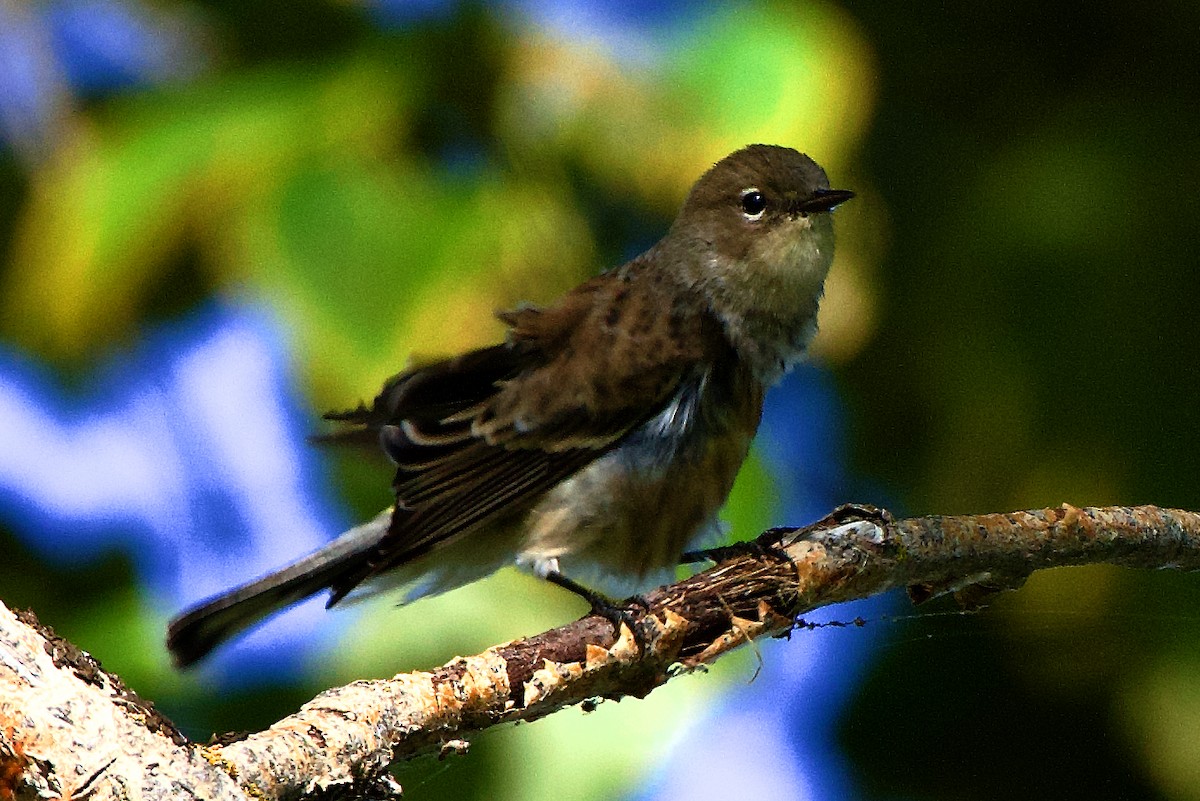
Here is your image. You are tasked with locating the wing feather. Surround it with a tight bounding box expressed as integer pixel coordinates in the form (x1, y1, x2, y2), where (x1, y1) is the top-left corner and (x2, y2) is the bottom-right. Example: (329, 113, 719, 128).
(319, 262, 727, 603)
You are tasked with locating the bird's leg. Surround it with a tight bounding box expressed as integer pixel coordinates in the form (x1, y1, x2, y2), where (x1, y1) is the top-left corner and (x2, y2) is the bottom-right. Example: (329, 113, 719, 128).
(543, 571, 649, 647)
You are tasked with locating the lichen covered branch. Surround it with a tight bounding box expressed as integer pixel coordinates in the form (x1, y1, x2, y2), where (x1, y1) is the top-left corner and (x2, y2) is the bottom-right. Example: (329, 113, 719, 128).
(4, 503, 1200, 800)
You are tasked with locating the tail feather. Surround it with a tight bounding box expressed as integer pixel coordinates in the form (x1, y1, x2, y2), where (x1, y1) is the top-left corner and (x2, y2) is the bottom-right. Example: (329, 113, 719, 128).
(167, 509, 392, 667)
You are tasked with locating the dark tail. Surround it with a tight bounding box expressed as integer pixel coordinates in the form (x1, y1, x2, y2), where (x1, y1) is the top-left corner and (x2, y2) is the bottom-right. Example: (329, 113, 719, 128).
(167, 510, 391, 667)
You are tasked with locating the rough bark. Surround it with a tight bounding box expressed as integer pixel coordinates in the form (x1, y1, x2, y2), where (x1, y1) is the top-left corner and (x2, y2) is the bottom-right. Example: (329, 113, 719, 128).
(3, 503, 1199, 800)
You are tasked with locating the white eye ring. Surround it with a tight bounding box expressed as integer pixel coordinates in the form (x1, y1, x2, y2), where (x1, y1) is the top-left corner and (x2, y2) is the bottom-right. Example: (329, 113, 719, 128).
(740, 188, 766, 220)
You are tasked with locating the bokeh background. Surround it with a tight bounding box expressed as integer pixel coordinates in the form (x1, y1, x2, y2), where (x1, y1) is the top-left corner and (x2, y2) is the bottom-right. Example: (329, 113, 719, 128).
(2, 1, 1199, 799)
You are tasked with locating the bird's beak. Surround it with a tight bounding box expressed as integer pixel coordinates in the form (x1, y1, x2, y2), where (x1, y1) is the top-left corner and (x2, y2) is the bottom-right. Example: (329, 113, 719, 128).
(796, 188, 855, 214)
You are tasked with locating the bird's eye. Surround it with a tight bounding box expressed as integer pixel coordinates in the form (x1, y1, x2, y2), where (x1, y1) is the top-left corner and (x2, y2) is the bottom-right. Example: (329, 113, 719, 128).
(740, 189, 767, 219)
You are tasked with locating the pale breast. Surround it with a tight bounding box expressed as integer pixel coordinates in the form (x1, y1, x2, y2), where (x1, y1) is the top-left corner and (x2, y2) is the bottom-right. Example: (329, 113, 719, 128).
(517, 362, 761, 596)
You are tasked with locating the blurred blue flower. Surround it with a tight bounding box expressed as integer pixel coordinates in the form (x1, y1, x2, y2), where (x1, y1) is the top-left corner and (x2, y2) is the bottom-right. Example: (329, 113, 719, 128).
(368, 0, 704, 65)
(501, 0, 704, 66)
(45, 0, 207, 93)
(0, 0, 209, 160)
(0, 2, 69, 161)
(0, 301, 347, 681)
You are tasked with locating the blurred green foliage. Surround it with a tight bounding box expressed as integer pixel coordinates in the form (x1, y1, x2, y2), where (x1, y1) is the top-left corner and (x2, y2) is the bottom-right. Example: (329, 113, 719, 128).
(838, 3, 1200, 800)
(0, 1, 868, 798)
(4, 0, 1200, 799)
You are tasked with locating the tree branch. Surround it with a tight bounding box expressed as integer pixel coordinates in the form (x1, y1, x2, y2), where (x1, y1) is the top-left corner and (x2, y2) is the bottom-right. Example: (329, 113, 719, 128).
(4, 503, 1199, 800)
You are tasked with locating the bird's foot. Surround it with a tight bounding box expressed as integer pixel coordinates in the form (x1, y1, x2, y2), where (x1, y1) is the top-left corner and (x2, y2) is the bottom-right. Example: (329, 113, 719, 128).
(544, 571, 650, 652)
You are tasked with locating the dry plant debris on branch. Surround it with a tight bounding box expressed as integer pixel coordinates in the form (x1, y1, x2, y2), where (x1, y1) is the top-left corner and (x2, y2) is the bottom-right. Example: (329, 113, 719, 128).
(3, 503, 1200, 800)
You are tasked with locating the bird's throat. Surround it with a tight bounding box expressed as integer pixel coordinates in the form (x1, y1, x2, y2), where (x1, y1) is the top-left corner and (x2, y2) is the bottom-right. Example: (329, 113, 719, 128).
(709, 216, 835, 383)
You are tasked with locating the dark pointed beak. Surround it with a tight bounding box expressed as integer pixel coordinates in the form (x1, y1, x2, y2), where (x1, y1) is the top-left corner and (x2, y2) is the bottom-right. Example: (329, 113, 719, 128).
(796, 188, 855, 214)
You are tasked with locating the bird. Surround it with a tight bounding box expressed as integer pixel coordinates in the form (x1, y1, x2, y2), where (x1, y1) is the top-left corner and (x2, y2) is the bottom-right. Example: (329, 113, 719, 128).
(167, 144, 854, 667)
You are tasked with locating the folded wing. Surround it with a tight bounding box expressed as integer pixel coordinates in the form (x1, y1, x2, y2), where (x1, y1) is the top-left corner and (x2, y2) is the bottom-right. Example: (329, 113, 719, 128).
(322, 270, 723, 603)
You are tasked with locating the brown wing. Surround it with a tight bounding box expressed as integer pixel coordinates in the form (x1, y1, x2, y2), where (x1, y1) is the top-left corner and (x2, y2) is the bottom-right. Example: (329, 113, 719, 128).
(321, 266, 723, 603)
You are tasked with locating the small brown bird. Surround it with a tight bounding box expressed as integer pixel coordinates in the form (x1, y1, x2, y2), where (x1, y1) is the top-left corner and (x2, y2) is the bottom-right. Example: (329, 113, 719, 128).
(167, 144, 853, 666)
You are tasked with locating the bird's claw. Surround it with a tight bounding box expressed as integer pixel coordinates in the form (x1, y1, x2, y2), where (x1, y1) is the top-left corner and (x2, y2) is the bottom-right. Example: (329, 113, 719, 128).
(588, 594, 650, 648)
(545, 571, 652, 652)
